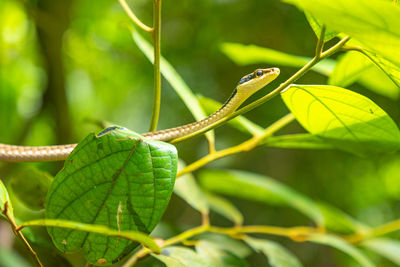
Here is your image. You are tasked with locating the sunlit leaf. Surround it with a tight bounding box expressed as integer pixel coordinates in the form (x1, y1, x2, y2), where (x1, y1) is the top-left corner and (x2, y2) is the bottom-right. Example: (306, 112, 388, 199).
(0, 180, 13, 219)
(362, 238, 400, 265)
(205, 192, 243, 225)
(308, 234, 375, 267)
(245, 236, 302, 267)
(153, 246, 207, 267)
(46, 126, 177, 265)
(329, 51, 373, 88)
(285, 0, 400, 68)
(220, 42, 335, 76)
(131, 29, 215, 145)
(198, 169, 324, 225)
(197, 95, 263, 136)
(304, 12, 338, 41)
(329, 51, 400, 99)
(174, 162, 209, 215)
(358, 66, 400, 100)
(9, 167, 52, 210)
(263, 133, 335, 150)
(281, 85, 400, 155)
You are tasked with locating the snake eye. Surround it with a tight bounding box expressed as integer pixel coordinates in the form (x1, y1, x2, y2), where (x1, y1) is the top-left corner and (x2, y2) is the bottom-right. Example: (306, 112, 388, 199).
(256, 70, 263, 77)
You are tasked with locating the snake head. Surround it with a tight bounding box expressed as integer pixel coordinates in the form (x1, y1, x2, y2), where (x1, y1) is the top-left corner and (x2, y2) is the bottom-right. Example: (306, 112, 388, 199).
(237, 68, 280, 96)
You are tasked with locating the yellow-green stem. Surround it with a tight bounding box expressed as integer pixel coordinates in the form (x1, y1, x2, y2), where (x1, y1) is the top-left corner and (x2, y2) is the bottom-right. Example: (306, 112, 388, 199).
(149, 0, 162, 131)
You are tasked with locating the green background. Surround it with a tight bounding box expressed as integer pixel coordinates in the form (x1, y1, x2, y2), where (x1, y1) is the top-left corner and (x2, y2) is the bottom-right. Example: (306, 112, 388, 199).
(1, 0, 400, 266)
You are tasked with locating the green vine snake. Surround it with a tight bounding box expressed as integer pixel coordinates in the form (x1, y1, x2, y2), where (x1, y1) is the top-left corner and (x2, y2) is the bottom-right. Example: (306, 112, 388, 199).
(0, 68, 280, 162)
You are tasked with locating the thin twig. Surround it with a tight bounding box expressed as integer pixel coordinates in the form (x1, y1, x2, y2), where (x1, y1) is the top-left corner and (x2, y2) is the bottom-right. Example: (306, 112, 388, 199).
(119, 0, 153, 33)
(1, 202, 43, 267)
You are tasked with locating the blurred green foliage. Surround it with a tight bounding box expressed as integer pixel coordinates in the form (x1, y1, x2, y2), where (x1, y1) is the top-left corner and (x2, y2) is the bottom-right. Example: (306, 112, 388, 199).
(1, 0, 400, 266)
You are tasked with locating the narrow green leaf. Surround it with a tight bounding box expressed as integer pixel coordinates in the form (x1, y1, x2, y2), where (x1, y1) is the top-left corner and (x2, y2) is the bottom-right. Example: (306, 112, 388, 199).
(220, 42, 335, 76)
(198, 169, 324, 225)
(245, 236, 302, 267)
(362, 238, 400, 265)
(0, 179, 13, 219)
(285, 0, 400, 68)
(174, 162, 209, 215)
(308, 234, 375, 267)
(205, 192, 243, 225)
(46, 126, 177, 265)
(9, 167, 53, 210)
(199, 234, 252, 258)
(131, 29, 215, 144)
(304, 12, 338, 41)
(263, 133, 335, 150)
(195, 240, 247, 267)
(153, 246, 207, 267)
(316, 202, 369, 234)
(21, 219, 160, 253)
(281, 85, 400, 155)
(197, 95, 264, 136)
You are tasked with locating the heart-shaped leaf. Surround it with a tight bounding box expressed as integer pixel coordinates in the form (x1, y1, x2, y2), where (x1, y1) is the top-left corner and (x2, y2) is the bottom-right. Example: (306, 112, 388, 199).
(46, 126, 177, 265)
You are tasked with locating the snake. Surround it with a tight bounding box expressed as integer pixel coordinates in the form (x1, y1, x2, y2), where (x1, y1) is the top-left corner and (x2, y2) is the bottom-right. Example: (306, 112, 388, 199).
(0, 68, 280, 162)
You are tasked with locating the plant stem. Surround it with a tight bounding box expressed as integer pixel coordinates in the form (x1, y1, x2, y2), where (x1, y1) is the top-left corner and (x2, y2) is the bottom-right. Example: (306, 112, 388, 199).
(149, 0, 162, 131)
(177, 113, 295, 177)
(119, 0, 153, 33)
(170, 35, 350, 144)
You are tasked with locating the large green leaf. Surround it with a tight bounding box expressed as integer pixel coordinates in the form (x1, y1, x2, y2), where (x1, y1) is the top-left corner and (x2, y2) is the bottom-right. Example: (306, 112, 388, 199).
(362, 238, 400, 265)
(0, 179, 13, 219)
(285, 0, 400, 68)
(198, 169, 324, 225)
(308, 234, 375, 267)
(131, 29, 215, 145)
(220, 42, 335, 76)
(245, 236, 302, 267)
(281, 85, 400, 155)
(46, 126, 177, 265)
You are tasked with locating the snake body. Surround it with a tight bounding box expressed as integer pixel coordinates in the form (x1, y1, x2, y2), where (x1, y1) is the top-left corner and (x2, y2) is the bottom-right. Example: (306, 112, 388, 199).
(0, 68, 279, 162)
